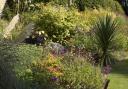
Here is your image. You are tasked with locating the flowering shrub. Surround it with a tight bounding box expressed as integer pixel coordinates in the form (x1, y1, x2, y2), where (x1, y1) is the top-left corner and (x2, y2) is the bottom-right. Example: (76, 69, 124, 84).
(30, 53, 103, 89)
(34, 4, 78, 45)
(31, 53, 63, 89)
(31, 4, 118, 46)
(59, 56, 103, 89)
(0, 43, 104, 89)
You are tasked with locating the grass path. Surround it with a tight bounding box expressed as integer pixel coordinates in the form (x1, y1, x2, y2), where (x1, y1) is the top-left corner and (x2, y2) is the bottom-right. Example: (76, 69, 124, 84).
(108, 59, 128, 89)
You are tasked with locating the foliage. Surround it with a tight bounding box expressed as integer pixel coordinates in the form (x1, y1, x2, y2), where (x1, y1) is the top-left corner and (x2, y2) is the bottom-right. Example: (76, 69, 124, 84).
(74, 0, 124, 14)
(1, 1, 128, 89)
(0, 43, 43, 78)
(113, 32, 128, 50)
(34, 4, 78, 45)
(32, 4, 118, 46)
(30, 53, 103, 89)
(107, 0, 124, 14)
(0, 43, 44, 89)
(60, 56, 103, 89)
(102, 15, 128, 50)
(74, 8, 117, 31)
(31, 53, 63, 89)
(94, 15, 118, 66)
(0, 57, 22, 89)
(69, 29, 94, 51)
(0, 20, 9, 40)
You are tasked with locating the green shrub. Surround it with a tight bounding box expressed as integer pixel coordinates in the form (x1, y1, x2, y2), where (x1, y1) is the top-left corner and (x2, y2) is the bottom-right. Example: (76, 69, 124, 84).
(69, 30, 95, 51)
(60, 56, 103, 89)
(105, 0, 124, 14)
(109, 15, 128, 50)
(0, 20, 8, 40)
(113, 32, 128, 50)
(31, 53, 62, 89)
(75, 0, 124, 14)
(0, 43, 43, 88)
(0, 43, 43, 77)
(30, 53, 103, 89)
(34, 5, 78, 45)
(115, 15, 128, 26)
(0, 43, 42, 89)
(32, 4, 118, 46)
(0, 58, 22, 89)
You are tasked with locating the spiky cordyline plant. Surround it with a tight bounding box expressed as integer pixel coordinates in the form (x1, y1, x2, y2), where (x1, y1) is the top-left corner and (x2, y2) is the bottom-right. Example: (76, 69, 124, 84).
(94, 15, 118, 67)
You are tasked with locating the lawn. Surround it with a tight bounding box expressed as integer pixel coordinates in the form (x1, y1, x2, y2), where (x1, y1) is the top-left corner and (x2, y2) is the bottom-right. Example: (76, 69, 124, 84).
(108, 59, 128, 89)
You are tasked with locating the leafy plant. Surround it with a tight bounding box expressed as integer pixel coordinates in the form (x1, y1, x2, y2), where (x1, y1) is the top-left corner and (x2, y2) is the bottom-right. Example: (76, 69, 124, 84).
(94, 15, 118, 66)
(70, 29, 94, 51)
(30, 53, 103, 89)
(59, 56, 103, 89)
(113, 31, 128, 50)
(74, 0, 124, 14)
(0, 43, 43, 88)
(0, 58, 22, 89)
(34, 5, 78, 45)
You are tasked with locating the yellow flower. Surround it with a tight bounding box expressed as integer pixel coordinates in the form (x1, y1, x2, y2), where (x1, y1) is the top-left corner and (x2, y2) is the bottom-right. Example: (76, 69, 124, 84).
(41, 31, 45, 34)
(54, 72, 63, 77)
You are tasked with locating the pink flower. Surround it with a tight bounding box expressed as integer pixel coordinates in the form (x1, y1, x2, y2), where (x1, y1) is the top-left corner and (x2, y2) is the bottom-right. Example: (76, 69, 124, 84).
(102, 65, 112, 74)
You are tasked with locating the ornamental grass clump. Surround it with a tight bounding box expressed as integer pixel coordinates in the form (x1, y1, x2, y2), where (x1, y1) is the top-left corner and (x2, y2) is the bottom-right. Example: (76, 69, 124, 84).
(94, 15, 119, 66)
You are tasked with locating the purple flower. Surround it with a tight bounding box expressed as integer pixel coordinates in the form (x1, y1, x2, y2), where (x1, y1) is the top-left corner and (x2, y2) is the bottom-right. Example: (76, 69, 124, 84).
(51, 77, 58, 81)
(60, 48, 67, 55)
(102, 65, 112, 74)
